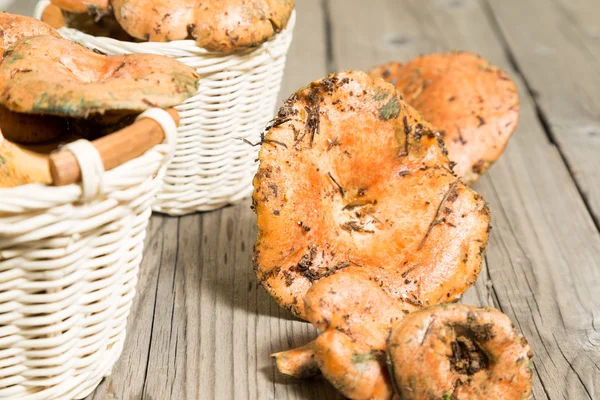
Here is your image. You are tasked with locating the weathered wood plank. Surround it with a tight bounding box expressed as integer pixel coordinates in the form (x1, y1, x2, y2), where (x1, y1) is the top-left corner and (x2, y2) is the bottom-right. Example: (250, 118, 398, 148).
(87, 217, 176, 400)
(485, 0, 600, 227)
(278, 0, 328, 104)
(327, 0, 600, 399)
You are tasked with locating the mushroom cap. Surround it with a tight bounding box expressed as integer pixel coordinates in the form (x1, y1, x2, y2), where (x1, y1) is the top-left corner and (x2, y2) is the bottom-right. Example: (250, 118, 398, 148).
(253, 71, 490, 320)
(304, 273, 407, 348)
(0, 35, 199, 117)
(370, 52, 519, 185)
(387, 303, 533, 399)
(50, 0, 295, 52)
(0, 12, 60, 53)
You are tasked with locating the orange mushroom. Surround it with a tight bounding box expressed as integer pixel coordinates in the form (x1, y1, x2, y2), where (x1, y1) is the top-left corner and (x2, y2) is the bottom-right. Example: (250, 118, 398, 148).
(47, 0, 295, 52)
(0, 34, 198, 143)
(370, 52, 519, 184)
(0, 14, 64, 143)
(273, 276, 534, 400)
(273, 274, 404, 399)
(0, 35, 198, 117)
(0, 132, 51, 187)
(253, 71, 490, 320)
(273, 276, 533, 399)
(387, 303, 533, 399)
(0, 12, 60, 53)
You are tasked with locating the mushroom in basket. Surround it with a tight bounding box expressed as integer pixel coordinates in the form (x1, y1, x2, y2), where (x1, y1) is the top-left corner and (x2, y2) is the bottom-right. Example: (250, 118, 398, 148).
(0, 13, 199, 187)
(0, 12, 61, 52)
(370, 52, 519, 185)
(45, 0, 296, 52)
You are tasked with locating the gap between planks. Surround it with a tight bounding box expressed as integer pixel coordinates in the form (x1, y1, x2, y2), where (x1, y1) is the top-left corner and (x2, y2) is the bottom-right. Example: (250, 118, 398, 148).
(480, 0, 600, 233)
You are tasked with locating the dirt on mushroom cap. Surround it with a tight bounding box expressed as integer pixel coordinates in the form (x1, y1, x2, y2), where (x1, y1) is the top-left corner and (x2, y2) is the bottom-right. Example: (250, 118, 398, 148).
(50, 0, 295, 52)
(387, 303, 533, 400)
(0, 35, 199, 117)
(253, 70, 490, 320)
(370, 52, 519, 185)
(0, 13, 61, 53)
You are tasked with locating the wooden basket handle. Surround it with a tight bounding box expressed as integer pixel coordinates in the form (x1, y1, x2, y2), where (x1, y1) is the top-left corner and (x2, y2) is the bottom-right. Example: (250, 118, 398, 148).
(49, 108, 180, 186)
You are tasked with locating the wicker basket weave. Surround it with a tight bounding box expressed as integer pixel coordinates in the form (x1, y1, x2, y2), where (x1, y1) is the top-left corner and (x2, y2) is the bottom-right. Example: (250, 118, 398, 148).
(35, 1, 296, 215)
(0, 109, 177, 399)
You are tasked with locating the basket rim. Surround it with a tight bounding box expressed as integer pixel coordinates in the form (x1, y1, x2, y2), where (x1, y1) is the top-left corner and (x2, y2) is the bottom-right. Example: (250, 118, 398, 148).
(0, 143, 168, 200)
(34, 1, 296, 56)
(0, 110, 175, 206)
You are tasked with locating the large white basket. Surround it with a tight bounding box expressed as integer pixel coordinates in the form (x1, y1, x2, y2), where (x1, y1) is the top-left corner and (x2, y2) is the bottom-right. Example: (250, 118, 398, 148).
(0, 110, 176, 399)
(35, 1, 296, 215)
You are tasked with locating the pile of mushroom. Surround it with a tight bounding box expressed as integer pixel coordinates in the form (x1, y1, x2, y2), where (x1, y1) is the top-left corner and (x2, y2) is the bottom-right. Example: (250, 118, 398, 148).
(43, 0, 296, 52)
(252, 69, 532, 399)
(273, 274, 533, 399)
(0, 13, 199, 187)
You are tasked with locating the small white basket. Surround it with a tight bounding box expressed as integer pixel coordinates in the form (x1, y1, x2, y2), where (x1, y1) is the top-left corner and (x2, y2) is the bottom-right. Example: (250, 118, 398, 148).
(0, 110, 177, 399)
(35, 1, 296, 215)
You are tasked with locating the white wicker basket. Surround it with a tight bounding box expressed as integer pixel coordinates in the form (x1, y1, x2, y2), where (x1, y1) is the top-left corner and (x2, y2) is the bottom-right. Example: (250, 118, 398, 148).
(35, 1, 296, 215)
(0, 110, 177, 399)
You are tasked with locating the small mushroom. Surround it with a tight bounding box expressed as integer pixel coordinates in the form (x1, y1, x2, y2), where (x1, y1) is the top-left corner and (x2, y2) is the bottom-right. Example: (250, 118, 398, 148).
(387, 303, 533, 400)
(253, 71, 490, 320)
(273, 274, 405, 399)
(370, 52, 519, 185)
(48, 0, 295, 52)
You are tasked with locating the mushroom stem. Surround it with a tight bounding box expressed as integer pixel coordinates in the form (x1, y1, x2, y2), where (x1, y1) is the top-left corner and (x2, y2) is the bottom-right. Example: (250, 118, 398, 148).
(313, 330, 394, 400)
(271, 341, 319, 379)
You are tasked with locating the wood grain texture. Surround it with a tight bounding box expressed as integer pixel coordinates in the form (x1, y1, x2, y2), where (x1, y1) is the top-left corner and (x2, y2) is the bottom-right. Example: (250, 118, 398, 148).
(327, 0, 600, 398)
(485, 0, 600, 228)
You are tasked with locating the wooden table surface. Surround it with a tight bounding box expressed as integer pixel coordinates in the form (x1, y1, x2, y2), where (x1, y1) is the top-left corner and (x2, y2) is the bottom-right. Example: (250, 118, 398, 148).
(9, 0, 600, 399)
